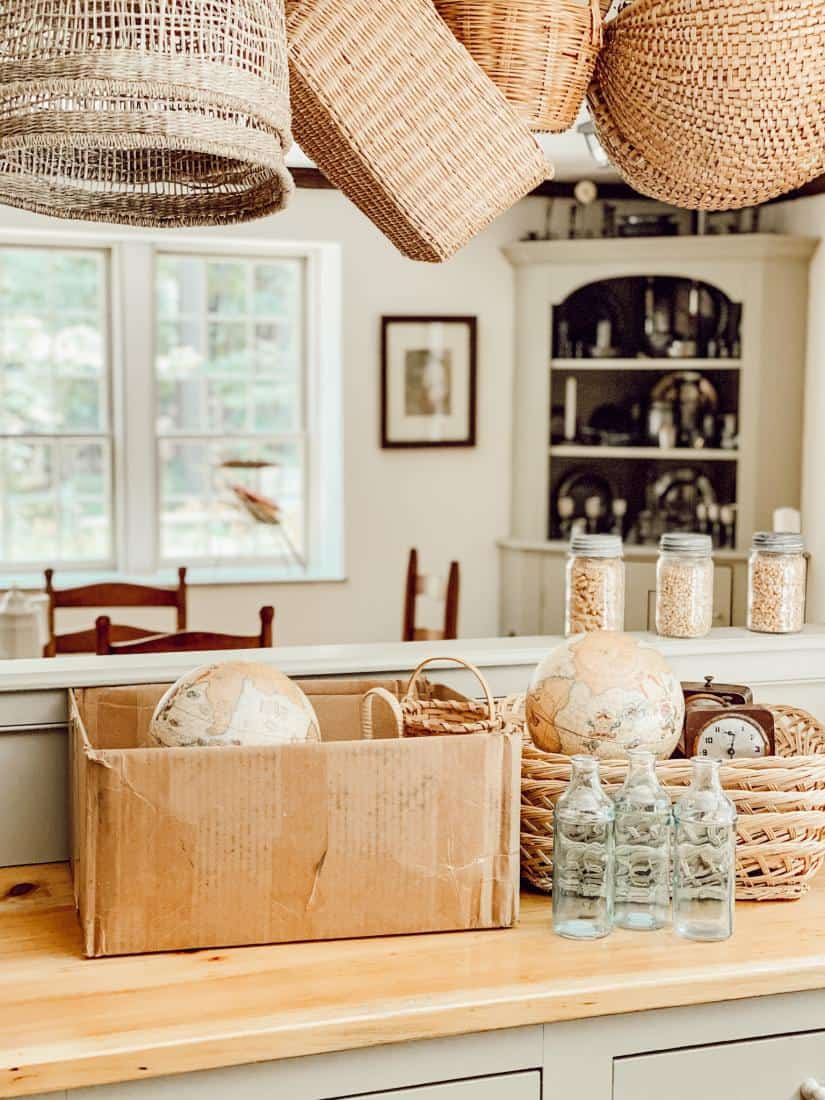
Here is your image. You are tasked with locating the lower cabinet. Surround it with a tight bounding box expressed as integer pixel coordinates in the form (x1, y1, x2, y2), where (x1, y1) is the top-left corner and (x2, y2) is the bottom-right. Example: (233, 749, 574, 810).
(356, 1072, 540, 1100)
(615, 1031, 825, 1100)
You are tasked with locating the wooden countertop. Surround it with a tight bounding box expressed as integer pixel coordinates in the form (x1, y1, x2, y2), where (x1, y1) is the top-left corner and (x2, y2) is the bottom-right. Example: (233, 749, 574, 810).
(2, 864, 825, 1098)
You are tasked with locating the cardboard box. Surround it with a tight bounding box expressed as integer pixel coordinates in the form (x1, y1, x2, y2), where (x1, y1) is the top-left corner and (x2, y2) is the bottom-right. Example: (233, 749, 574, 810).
(69, 679, 521, 957)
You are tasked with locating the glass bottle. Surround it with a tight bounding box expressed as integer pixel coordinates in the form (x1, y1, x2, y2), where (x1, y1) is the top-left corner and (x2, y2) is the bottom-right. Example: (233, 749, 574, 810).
(565, 533, 625, 636)
(747, 532, 807, 634)
(656, 532, 714, 639)
(613, 751, 672, 931)
(672, 758, 737, 941)
(553, 755, 615, 939)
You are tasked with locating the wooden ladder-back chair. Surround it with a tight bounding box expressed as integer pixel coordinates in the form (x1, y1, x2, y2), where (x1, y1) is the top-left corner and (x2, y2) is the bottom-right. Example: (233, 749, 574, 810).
(402, 548, 460, 642)
(95, 606, 274, 655)
(43, 567, 187, 657)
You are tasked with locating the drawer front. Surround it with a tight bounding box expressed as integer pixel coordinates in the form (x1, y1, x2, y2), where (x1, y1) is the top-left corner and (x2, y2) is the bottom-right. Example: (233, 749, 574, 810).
(359, 1072, 540, 1100)
(615, 1030, 825, 1100)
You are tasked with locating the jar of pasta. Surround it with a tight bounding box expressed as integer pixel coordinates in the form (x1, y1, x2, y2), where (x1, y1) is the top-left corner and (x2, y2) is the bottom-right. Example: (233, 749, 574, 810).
(747, 532, 806, 634)
(565, 534, 625, 636)
(656, 533, 714, 639)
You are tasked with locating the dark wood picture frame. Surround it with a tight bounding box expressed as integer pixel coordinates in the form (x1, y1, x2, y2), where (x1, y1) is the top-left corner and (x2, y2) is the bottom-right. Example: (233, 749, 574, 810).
(381, 315, 477, 449)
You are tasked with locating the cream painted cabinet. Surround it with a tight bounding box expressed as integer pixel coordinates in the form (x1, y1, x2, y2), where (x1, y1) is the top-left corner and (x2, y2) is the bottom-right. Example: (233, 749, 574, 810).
(614, 1031, 825, 1100)
(355, 1073, 540, 1100)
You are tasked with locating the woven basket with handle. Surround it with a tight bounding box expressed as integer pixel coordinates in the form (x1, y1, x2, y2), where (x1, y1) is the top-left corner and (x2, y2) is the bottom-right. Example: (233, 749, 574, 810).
(434, 0, 604, 133)
(362, 656, 505, 738)
(587, 0, 825, 210)
(286, 0, 550, 262)
(0, 0, 293, 226)
(510, 698, 825, 901)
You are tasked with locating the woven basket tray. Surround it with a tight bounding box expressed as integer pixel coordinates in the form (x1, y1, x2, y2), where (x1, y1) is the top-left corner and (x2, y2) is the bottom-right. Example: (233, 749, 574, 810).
(434, 0, 603, 133)
(510, 697, 825, 901)
(286, 0, 550, 261)
(587, 0, 825, 210)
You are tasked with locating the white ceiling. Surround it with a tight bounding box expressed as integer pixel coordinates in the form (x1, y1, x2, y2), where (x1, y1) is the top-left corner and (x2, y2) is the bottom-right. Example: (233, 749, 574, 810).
(285, 108, 621, 184)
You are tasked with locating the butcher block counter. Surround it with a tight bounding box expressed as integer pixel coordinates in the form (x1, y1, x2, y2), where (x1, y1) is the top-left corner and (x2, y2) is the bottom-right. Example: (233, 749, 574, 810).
(3, 862, 825, 1100)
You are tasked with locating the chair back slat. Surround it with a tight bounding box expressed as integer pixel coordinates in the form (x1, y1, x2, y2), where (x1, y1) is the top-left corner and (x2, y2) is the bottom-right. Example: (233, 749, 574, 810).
(96, 606, 274, 655)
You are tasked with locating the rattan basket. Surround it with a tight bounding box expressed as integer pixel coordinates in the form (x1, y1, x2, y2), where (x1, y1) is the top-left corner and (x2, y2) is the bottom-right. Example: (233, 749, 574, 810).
(362, 656, 507, 738)
(434, 0, 603, 133)
(285, 0, 551, 262)
(587, 0, 825, 210)
(510, 697, 825, 901)
(0, 0, 293, 226)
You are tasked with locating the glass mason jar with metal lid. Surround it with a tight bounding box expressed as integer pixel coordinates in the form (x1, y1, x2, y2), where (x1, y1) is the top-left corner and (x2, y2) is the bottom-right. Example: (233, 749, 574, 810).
(747, 531, 806, 634)
(656, 532, 714, 639)
(565, 533, 625, 636)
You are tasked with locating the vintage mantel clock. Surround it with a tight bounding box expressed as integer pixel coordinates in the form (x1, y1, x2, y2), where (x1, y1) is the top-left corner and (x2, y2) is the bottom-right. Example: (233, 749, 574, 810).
(682, 677, 775, 761)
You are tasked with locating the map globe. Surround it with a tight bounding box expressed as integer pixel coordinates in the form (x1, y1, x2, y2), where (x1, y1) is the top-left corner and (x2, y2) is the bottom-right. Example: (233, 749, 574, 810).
(526, 632, 684, 760)
(148, 661, 321, 748)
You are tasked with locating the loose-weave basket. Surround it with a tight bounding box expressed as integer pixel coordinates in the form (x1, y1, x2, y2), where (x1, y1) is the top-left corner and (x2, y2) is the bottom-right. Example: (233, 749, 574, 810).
(508, 696, 825, 901)
(0, 0, 293, 226)
(285, 0, 551, 262)
(434, 0, 603, 133)
(362, 656, 507, 738)
(587, 0, 825, 210)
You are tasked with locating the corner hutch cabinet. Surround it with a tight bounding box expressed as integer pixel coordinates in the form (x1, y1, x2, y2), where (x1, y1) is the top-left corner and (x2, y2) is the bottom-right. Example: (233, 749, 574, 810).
(499, 235, 817, 636)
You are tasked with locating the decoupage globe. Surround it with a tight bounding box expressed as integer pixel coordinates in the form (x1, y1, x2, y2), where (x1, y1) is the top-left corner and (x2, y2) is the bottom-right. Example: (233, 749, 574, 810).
(148, 661, 321, 748)
(525, 632, 684, 760)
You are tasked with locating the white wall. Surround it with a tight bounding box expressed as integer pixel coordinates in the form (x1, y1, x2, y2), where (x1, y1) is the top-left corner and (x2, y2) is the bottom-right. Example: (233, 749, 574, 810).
(1, 192, 546, 645)
(762, 195, 825, 620)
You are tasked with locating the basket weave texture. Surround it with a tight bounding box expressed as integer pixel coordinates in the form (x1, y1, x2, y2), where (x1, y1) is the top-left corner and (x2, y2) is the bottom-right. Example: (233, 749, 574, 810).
(286, 0, 551, 262)
(434, 0, 603, 133)
(587, 0, 825, 210)
(512, 698, 825, 902)
(0, 0, 293, 226)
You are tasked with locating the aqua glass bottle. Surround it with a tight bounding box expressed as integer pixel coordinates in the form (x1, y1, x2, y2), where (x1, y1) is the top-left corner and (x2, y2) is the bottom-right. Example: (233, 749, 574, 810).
(552, 755, 615, 939)
(613, 750, 672, 931)
(673, 757, 737, 941)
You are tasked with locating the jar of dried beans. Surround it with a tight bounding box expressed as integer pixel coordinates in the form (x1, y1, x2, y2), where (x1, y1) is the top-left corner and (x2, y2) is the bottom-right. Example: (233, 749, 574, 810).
(656, 533, 714, 639)
(747, 532, 807, 634)
(565, 533, 625, 636)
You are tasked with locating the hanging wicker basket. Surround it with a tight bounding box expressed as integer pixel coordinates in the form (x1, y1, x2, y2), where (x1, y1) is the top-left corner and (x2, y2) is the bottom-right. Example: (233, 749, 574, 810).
(434, 0, 604, 133)
(506, 696, 825, 901)
(286, 0, 550, 262)
(0, 0, 294, 226)
(587, 0, 825, 210)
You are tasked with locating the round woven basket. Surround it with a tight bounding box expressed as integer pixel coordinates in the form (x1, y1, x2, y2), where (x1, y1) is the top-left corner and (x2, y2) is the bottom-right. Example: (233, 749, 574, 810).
(0, 0, 293, 226)
(587, 0, 825, 210)
(362, 656, 505, 738)
(508, 697, 825, 901)
(435, 0, 603, 132)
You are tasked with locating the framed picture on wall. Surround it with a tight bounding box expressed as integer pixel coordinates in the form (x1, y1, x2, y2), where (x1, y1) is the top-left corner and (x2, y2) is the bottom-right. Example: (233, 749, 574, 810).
(381, 315, 477, 448)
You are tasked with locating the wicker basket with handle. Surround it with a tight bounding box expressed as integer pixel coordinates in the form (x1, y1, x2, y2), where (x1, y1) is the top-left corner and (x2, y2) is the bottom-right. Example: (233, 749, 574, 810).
(434, 0, 604, 133)
(587, 0, 825, 210)
(285, 0, 551, 262)
(362, 656, 504, 738)
(508, 696, 825, 901)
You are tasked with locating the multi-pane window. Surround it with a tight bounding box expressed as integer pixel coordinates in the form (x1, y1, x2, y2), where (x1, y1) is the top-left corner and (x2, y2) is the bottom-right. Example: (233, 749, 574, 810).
(0, 247, 112, 566)
(155, 254, 306, 567)
(0, 237, 341, 580)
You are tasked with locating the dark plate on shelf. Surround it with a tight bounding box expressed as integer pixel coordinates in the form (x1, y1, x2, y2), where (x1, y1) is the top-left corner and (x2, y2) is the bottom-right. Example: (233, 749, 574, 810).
(650, 466, 717, 529)
(554, 468, 615, 525)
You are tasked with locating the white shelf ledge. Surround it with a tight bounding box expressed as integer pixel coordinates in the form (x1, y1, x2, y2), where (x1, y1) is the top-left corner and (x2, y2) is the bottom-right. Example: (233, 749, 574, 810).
(549, 445, 739, 461)
(551, 358, 742, 371)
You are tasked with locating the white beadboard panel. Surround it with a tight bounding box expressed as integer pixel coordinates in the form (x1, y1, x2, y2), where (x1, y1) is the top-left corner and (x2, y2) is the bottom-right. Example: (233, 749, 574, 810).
(0, 727, 68, 866)
(74, 1030, 542, 1100)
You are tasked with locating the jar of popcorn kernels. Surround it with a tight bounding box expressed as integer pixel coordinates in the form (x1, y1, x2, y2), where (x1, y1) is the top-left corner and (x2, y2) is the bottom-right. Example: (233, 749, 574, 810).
(565, 533, 625, 636)
(747, 532, 807, 634)
(656, 533, 714, 639)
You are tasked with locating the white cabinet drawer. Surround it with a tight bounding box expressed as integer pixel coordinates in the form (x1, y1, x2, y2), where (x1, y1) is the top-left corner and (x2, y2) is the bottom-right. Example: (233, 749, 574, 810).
(357, 1072, 540, 1100)
(615, 1030, 825, 1100)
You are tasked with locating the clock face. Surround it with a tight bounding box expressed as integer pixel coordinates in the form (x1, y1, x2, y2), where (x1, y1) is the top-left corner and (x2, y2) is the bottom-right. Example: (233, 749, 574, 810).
(695, 715, 769, 760)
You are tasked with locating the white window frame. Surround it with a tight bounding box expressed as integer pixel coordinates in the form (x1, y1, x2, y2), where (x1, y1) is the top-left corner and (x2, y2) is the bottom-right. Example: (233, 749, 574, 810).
(0, 228, 344, 585)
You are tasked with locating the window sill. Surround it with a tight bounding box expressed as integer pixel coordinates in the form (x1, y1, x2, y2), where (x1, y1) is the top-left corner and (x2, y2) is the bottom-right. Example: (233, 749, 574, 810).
(0, 566, 348, 591)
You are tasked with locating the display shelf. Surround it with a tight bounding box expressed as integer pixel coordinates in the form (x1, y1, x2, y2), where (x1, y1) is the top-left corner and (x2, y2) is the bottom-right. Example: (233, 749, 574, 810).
(549, 445, 739, 461)
(551, 358, 743, 371)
